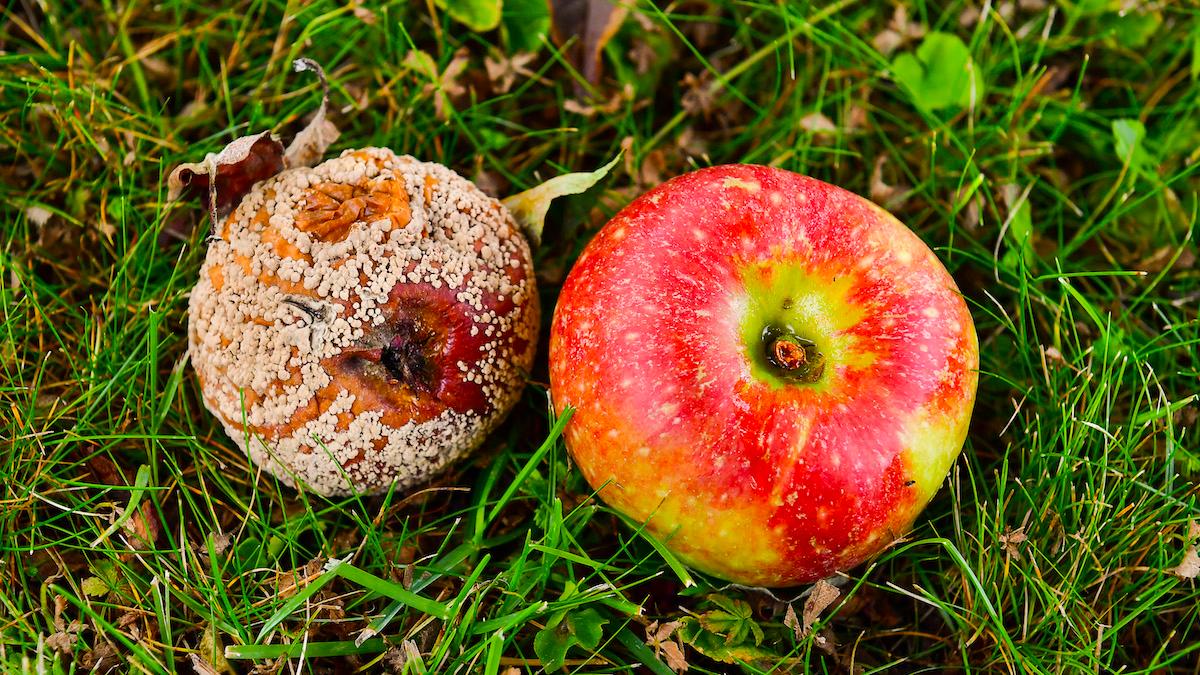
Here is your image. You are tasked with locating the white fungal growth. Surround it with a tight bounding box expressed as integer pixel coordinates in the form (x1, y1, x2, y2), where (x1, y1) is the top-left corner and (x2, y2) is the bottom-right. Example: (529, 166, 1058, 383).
(188, 148, 538, 496)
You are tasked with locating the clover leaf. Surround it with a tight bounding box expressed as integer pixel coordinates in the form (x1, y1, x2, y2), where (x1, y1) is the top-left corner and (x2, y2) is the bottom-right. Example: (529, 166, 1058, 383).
(891, 32, 985, 112)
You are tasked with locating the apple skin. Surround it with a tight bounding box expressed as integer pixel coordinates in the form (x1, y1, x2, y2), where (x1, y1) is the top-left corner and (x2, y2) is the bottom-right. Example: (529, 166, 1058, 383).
(548, 164, 978, 587)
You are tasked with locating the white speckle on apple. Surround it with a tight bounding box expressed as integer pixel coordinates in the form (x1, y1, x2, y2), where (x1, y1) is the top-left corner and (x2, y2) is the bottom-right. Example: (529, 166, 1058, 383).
(721, 177, 760, 192)
(924, 307, 940, 318)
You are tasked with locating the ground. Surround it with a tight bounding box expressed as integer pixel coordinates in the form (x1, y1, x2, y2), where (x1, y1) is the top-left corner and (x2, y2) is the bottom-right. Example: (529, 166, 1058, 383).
(1, 1, 1198, 673)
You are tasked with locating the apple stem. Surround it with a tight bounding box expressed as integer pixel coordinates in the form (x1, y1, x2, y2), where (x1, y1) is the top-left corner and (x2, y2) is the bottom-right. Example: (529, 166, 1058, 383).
(764, 329, 825, 384)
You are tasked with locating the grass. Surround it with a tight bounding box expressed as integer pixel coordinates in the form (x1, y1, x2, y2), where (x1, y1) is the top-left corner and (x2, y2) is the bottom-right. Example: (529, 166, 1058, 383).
(1, 0, 1198, 672)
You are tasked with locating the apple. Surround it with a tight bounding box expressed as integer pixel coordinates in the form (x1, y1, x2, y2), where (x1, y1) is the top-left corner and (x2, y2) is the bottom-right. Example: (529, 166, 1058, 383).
(188, 148, 539, 496)
(548, 164, 978, 586)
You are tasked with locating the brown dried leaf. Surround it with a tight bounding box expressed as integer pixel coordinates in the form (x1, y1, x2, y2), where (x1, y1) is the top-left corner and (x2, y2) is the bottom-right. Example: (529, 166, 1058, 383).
(550, 0, 629, 85)
(645, 620, 688, 672)
(869, 155, 907, 209)
(999, 526, 1028, 560)
(284, 58, 340, 170)
(407, 48, 472, 121)
(783, 603, 802, 641)
(802, 579, 841, 633)
(484, 52, 537, 94)
(352, 3, 377, 24)
(189, 654, 222, 675)
(167, 131, 284, 223)
(629, 39, 656, 75)
(1174, 521, 1200, 579)
(660, 641, 689, 672)
(800, 112, 836, 133)
(80, 640, 120, 673)
(873, 5, 925, 56)
(680, 72, 716, 118)
(46, 630, 77, 654)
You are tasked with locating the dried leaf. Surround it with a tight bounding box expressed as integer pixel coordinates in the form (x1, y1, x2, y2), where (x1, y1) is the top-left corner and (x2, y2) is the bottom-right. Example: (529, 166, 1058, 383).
(799, 112, 837, 135)
(660, 641, 688, 672)
(406, 49, 471, 121)
(189, 654, 221, 675)
(502, 153, 621, 245)
(1174, 521, 1200, 579)
(680, 72, 716, 117)
(629, 39, 657, 75)
(352, 3, 377, 25)
(783, 603, 802, 641)
(45, 630, 77, 654)
(284, 59, 340, 169)
(122, 500, 161, 550)
(646, 621, 688, 672)
(80, 640, 120, 673)
(999, 526, 1028, 560)
(873, 5, 925, 56)
(563, 85, 629, 117)
(167, 131, 284, 223)
(802, 579, 841, 633)
(869, 155, 907, 209)
(484, 52, 537, 94)
(550, 0, 629, 84)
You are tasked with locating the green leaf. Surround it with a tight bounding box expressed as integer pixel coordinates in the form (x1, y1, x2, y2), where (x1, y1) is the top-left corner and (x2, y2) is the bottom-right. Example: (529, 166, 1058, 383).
(435, 0, 502, 32)
(1073, 0, 1114, 16)
(1108, 10, 1161, 49)
(677, 614, 777, 666)
(533, 622, 572, 672)
(81, 576, 109, 597)
(566, 608, 607, 651)
(891, 32, 985, 112)
(503, 0, 551, 52)
(1112, 118, 1148, 169)
(1193, 25, 1200, 80)
(698, 595, 759, 645)
(1001, 184, 1035, 270)
(501, 153, 621, 246)
(532, 607, 607, 671)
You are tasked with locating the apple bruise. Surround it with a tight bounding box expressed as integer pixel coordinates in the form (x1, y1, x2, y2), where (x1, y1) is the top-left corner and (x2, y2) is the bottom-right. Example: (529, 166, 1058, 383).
(550, 164, 977, 586)
(189, 148, 538, 496)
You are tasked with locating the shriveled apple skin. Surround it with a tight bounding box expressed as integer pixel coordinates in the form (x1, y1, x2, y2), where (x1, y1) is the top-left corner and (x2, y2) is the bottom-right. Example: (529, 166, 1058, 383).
(549, 164, 978, 587)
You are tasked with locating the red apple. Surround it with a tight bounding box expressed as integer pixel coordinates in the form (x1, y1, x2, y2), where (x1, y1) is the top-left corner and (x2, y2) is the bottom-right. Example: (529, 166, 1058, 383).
(549, 164, 978, 586)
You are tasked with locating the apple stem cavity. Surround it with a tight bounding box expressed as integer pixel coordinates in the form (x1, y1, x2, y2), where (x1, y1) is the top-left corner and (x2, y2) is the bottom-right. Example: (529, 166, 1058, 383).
(763, 327, 825, 384)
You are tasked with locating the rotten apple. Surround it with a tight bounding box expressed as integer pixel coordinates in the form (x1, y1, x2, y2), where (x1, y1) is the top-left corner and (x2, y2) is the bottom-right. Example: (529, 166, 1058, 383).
(549, 164, 978, 586)
(188, 148, 539, 496)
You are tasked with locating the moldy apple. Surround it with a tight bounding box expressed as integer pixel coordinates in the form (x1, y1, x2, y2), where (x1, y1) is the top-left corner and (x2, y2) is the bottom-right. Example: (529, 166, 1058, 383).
(188, 148, 538, 496)
(549, 164, 978, 587)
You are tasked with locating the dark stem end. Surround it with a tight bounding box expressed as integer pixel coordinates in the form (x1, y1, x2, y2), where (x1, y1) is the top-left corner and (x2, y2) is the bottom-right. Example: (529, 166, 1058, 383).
(763, 328, 825, 384)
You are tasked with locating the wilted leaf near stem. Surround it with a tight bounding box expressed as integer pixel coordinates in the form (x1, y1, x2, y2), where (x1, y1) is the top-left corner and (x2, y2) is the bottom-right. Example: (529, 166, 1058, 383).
(502, 153, 621, 245)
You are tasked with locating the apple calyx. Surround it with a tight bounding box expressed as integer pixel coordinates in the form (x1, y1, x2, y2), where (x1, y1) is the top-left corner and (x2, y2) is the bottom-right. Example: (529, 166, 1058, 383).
(762, 326, 825, 384)
(380, 319, 438, 394)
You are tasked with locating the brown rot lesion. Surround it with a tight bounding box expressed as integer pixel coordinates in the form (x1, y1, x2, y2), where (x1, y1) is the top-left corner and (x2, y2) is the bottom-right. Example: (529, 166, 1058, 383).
(762, 325, 825, 384)
(295, 178, 412, 242)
